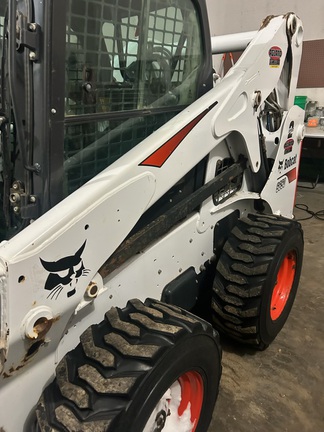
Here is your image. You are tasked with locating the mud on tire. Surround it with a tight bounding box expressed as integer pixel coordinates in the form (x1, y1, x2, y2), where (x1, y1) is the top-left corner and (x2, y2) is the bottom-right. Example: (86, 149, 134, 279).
(36, 299, 222, 432)
(212, 213, 303, 349)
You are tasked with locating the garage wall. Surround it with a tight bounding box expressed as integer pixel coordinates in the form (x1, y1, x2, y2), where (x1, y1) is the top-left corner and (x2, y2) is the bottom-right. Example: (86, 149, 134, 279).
(206, 0, 324, 104)
(205, 0, 324, 40)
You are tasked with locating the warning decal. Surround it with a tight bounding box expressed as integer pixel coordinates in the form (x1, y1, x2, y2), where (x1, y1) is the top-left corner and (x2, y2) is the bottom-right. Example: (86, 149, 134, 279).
(269, 46, 282, 68)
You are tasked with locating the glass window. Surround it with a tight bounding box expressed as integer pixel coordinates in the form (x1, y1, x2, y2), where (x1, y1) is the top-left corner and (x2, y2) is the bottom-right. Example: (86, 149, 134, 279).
(64, 0, 203, 194)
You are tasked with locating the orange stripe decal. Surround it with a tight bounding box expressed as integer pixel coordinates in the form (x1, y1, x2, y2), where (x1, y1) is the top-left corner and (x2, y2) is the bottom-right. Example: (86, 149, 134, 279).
(286, 167, 297, 183)
(277, 167, 297, 183)
(139, 110, 209, 168)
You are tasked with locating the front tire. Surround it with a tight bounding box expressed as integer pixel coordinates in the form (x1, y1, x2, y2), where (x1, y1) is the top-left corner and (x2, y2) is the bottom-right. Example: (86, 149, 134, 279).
(211, 213, 303, 349)
(36, 299, 222, 432)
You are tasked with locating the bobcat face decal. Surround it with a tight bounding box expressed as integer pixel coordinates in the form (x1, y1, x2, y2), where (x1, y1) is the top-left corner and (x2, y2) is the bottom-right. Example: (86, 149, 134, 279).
(40, 241, 90, 299)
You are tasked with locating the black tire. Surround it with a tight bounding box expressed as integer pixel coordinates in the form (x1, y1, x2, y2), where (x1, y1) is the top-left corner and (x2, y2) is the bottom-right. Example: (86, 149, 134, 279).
(36, 298, 222, 432)
(211, 213, 303, 349)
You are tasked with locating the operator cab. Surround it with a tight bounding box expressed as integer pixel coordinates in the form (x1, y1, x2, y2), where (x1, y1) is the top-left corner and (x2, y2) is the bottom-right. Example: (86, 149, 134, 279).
(0, 0, 213, 241)
(63, 0, 206, 194)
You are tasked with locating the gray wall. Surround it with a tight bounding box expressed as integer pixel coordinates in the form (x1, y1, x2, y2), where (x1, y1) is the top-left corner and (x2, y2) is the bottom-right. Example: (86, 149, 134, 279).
(206, 0, 324, 103)
(206, 0, 324, 41)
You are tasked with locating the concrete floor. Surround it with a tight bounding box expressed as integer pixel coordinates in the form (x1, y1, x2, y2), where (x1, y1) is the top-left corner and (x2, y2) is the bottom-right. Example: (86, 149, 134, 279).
(209, 183, 324, 432)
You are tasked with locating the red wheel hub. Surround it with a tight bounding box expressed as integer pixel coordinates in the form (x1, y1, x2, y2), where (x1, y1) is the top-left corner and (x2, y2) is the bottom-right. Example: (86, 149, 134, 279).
(270, 250, 297, 321)
(178, 371, 204, 431)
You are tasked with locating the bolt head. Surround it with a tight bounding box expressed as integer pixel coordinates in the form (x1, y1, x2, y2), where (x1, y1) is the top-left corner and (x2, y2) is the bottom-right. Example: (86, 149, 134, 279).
(28, 23, 37, 32)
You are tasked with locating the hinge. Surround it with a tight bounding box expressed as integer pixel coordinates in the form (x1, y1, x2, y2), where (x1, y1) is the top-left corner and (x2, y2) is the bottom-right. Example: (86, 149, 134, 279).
(16, 12, 41, 62)
(10, 181, 39, 220)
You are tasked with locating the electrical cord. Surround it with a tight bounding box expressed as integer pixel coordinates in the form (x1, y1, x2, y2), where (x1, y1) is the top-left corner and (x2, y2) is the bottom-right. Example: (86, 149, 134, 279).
(294, 203, 324, 221)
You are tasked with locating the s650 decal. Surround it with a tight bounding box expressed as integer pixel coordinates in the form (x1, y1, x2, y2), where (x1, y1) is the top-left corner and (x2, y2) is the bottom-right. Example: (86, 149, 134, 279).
(276, 167, 297, 193)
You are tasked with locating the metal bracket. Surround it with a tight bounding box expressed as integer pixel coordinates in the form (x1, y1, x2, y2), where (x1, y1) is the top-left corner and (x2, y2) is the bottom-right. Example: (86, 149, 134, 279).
(16, 12, 41, 61)
(10, 181, 39, 220)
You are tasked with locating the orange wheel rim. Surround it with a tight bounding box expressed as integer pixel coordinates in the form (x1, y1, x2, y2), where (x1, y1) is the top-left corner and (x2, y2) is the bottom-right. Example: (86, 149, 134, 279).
(143, 370, 204, 432)
(178, 371, 204, 431)
(270, 251, 297, 321)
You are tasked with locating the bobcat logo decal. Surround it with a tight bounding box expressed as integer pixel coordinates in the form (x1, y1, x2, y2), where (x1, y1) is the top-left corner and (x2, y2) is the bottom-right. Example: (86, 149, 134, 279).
(40, 241, 90, 299)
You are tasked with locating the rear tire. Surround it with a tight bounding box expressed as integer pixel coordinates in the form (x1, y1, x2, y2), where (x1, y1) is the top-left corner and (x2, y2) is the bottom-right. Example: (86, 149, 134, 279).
(211, 213, 303, 349)
(36, 299, 222, 432)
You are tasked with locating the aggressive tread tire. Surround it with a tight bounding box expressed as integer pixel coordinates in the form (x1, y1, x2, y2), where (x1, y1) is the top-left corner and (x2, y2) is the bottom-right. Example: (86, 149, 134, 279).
(35, 299, 222, 432)
(212, 213, 303, 349)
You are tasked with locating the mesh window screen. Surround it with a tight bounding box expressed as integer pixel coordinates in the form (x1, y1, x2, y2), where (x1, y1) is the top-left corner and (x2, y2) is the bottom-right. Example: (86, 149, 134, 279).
(64, 111, 176, 192)
(64, 0, 203, 195)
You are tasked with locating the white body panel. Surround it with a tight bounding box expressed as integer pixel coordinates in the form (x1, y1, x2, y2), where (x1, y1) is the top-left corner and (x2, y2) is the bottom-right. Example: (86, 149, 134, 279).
(0, 13, 304, 431)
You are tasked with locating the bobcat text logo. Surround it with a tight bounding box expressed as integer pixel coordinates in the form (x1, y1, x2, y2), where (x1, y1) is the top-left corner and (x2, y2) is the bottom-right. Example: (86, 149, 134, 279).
(40, 241, 90, 299)
(284, 155, 297, 170)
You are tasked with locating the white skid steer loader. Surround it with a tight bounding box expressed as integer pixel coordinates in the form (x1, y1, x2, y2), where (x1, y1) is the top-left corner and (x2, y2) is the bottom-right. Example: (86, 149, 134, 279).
(0, 1, 304, 430)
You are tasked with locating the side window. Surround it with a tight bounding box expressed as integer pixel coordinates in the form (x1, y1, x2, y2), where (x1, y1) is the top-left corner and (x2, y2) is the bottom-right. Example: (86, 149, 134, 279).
(64, 0, 203, 194)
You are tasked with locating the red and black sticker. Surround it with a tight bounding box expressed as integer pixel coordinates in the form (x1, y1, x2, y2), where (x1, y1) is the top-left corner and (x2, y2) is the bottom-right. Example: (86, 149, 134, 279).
(269, 46, 282, 68)
(284, 138, 294, 154)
